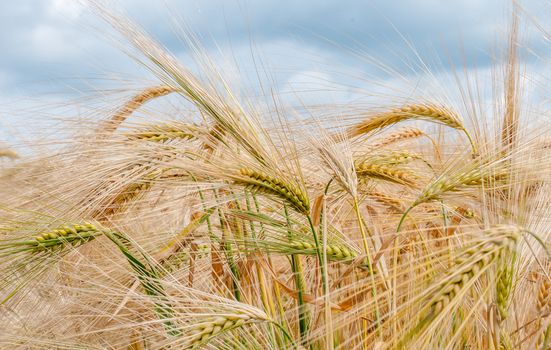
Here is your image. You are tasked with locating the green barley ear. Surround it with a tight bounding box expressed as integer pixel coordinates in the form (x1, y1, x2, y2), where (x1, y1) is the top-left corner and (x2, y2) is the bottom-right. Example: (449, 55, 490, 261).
(32, 222, 100, 250)
(184, 312, 269, 348)
(237, 168, 310, 214)
(496, 253, 516, 322)
(263, 239, 371, 271)
(397, 158, 506, 232)
(413, 164, 506, 207)
(0, 223, 103, 304)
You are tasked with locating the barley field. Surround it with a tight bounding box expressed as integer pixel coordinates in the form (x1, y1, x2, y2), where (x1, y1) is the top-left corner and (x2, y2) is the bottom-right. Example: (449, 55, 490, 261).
(0, 2, 550, 349)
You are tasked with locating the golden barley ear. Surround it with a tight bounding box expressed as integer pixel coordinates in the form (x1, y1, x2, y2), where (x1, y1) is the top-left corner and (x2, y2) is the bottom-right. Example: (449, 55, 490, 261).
(355, 162, 417, 186)
(347, 103, 477, 153)
(103, 85, 176, 134)
(0, 149, 18, 159)
(536, 271, 551, 349)
(365, 191, 403, 211)
(398, 225, 522, 348)
(538, 278, 550, 311)
(369, 127, 424, 149)
(347, 104, 464, 138)
(125, 121, 201, 143)
(0, 223, 103, 304)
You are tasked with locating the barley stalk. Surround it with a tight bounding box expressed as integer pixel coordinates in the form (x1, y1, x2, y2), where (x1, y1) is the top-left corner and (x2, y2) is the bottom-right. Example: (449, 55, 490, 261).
(541, 326, 551, 350)
(102, 229, 182, 337)
(282, 204, 309, 345)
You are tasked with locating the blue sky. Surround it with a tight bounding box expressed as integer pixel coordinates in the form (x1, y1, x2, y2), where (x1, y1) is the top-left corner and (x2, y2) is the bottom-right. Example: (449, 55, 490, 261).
(0, 0, 550, 143)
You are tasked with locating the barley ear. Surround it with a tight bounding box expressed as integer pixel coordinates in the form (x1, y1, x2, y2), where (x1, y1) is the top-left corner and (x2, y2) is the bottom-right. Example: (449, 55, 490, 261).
(104, 85, 176, 134)
(496, 254, 516, 322)
(237, 168, 310, 214)
(398, 226, 522, 348)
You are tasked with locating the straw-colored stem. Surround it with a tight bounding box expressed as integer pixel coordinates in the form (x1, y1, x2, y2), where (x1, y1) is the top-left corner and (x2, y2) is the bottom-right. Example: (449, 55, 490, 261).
(245, 194, 282, 347)
(254, 195, 289, 345)
(353, 196, 382, 339)
(320, 193, 334, 350)
(462, 128, 478, 155)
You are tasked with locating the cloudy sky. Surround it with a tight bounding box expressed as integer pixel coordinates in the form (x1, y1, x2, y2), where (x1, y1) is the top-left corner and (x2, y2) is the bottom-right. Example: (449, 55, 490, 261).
(0, 0, 550, 142)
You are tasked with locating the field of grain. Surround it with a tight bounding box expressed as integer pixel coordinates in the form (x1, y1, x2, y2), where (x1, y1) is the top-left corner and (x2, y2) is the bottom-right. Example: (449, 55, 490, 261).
(0, 3, 550, 350)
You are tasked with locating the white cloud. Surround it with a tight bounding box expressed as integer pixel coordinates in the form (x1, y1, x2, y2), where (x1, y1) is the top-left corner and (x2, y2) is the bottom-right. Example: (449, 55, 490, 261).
(30, 24, 76, 60)
(0, 70, 11, 89)
(48, 0, 83, 20)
